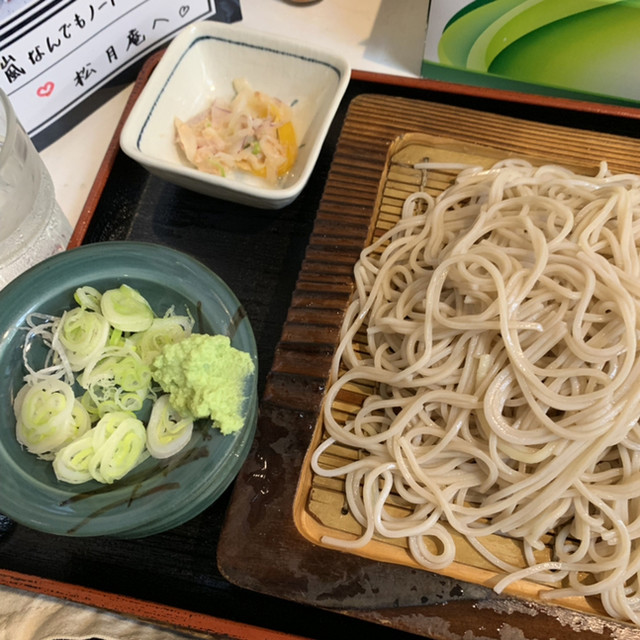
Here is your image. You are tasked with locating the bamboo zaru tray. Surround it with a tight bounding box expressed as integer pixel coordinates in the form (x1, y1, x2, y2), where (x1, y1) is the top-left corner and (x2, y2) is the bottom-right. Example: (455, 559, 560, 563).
(293, 132, 613, 621)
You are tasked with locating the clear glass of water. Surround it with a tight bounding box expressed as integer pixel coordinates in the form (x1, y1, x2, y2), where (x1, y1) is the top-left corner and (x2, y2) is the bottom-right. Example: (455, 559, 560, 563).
(0, 89, 72, 289)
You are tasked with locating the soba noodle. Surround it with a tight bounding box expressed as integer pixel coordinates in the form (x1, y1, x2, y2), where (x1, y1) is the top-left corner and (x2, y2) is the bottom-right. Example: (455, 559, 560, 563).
(310, 158, 640, 624)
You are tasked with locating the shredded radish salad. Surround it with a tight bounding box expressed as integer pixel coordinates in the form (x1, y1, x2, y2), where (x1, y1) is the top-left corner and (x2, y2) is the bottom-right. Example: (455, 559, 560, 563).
(14, 284, 197, 485)
(174, 78, 298, 185)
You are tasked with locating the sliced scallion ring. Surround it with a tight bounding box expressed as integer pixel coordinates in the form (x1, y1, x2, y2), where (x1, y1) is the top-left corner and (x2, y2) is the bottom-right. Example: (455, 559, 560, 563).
(74, 286, 102, 312)
(14, 379, 76, 455)
(57, 307, 110, 371)
(52, 430, 95, 484)
(89, 416, 148, 484)
(91, 411, 137, 451)
(100, 284, 154, 332)
(146, 394, 193, 459)
(131, 316, 194, 365)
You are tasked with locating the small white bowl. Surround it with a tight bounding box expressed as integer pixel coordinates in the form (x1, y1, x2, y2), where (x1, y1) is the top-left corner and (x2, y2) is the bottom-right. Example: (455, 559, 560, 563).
(120, 21, 350, 209)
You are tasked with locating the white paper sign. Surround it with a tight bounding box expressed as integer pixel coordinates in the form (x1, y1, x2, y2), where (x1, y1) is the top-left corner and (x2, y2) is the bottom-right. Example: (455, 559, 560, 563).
(0, 0, 239, 138)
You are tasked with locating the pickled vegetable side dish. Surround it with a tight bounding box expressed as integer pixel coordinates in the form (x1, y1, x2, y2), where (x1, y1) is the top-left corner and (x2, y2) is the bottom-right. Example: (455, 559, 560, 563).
(174, 78, 298, 185)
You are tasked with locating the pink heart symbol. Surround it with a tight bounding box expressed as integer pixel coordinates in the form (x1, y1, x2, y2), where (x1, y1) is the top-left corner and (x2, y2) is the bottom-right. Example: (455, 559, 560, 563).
(36, 82, 55, 97)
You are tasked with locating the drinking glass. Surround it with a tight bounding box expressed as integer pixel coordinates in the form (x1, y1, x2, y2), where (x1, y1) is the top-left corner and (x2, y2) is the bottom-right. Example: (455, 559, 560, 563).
(0, 89, 72, 288)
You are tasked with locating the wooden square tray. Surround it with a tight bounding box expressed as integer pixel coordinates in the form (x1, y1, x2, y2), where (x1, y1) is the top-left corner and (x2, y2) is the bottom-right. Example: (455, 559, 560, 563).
(294, 132, 599, 619)
(218, 93, 640, 640)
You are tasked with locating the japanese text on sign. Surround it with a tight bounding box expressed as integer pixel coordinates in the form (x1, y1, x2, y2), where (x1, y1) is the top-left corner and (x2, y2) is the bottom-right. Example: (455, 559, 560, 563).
(0, 0, 237, 138)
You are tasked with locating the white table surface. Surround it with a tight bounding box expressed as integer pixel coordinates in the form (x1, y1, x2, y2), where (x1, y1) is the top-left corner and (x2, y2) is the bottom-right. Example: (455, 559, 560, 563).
(40, 0, 430, 229)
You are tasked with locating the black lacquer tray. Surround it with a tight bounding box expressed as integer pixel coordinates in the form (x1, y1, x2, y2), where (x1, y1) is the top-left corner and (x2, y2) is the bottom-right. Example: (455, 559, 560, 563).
(2, 51, 640, 640)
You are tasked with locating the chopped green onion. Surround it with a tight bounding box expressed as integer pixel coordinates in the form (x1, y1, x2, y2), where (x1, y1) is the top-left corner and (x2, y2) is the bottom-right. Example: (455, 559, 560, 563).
(14, 283, 248, 485)
(91, 411, 137, 451)
(89, 416, 147, 484)
(100, 284, 154, 332)
(14, 379, 76, 456)
(74, 286, 102, 312)
(52, 430, 96, 484)
(78, 346, 152, 415)
(108, 328, 124, 347)
(57, 308, 110, 372)
(130, 315, 193, 365)
(146, 395, 193, 459)
(70, 399, 92, 439)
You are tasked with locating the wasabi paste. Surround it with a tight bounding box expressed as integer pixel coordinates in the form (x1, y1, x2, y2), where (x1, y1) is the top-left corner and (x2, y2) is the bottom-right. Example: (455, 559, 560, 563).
(151, 334, 254, 435)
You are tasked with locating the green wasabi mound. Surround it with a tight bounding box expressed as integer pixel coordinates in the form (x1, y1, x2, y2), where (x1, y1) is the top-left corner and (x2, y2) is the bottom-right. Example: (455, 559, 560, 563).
(151, 334, 255, 435)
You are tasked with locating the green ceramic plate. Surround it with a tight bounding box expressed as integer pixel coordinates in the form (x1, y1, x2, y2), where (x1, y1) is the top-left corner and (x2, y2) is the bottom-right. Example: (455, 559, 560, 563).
(0, 242, 258, 537)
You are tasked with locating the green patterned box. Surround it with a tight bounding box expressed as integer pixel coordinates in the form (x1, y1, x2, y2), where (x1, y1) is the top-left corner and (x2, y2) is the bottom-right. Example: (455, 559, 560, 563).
(422, 0, 640, 107)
